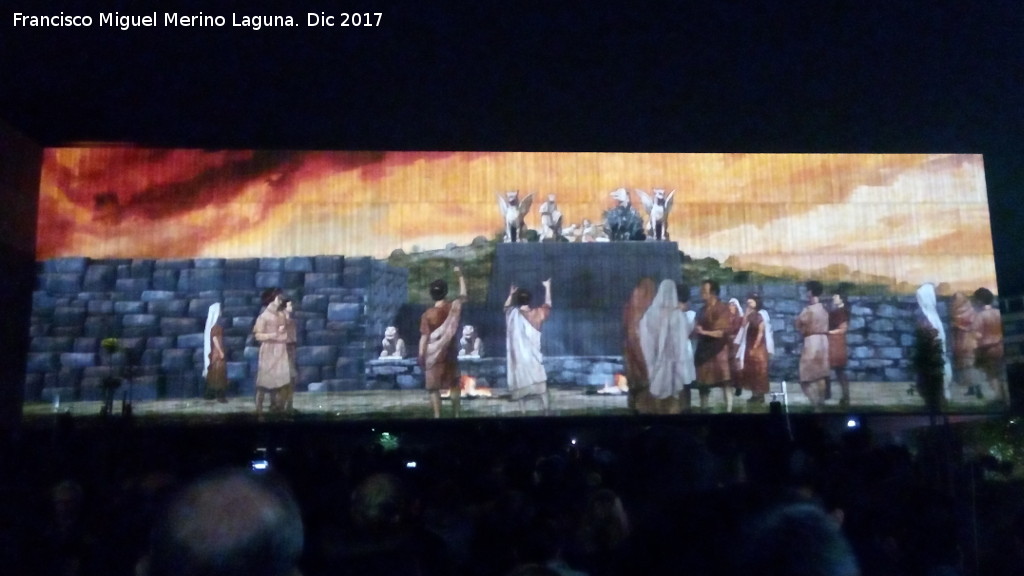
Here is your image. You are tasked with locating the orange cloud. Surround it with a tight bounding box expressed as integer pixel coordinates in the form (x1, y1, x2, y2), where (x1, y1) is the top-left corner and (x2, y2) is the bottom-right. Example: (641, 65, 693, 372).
(36, 150, 996, 290)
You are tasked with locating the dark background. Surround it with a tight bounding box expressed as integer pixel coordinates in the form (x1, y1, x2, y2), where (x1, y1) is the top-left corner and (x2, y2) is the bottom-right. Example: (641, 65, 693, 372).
(1, 1, 1022, 425)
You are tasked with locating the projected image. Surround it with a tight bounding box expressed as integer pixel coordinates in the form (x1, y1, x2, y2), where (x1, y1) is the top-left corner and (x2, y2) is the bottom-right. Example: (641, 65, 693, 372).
(24, 151, 1008, 419)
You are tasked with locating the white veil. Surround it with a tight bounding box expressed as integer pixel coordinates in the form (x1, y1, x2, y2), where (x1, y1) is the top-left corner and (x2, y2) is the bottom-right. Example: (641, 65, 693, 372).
(916, 283, 952, 397)
(203, 303, 221, 377)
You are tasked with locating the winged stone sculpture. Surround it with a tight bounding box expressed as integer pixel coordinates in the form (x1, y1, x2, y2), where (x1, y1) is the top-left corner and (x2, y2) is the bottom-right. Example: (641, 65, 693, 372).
(497, 190, 534, 243)
(637, 188, 676, 240)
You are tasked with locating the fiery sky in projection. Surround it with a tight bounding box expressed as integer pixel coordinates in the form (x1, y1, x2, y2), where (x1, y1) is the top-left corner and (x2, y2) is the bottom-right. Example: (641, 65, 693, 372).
(37, 150, 997, 292)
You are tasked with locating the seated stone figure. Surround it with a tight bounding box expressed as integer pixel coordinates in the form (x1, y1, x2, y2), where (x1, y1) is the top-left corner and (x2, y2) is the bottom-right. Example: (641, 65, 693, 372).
(458, 325, 484, 358)
(379, 326, 407, 359)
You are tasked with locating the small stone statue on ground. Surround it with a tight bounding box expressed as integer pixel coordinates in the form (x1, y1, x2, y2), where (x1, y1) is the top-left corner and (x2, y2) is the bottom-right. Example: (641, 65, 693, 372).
(379, 326, 407, 359)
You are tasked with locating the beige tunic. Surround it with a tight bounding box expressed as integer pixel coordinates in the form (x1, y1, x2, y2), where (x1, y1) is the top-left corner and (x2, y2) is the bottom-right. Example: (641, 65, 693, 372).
(254, 307, 291, 390)
(796, 302, 830, 382)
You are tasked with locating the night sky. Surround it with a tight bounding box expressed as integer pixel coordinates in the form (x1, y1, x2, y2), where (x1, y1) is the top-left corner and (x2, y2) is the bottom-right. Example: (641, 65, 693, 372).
(2, 2, 1022, 293)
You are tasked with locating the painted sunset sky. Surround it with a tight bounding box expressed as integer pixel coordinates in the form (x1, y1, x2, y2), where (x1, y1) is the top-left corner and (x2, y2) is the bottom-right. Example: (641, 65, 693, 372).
(37, 150, 997, 292)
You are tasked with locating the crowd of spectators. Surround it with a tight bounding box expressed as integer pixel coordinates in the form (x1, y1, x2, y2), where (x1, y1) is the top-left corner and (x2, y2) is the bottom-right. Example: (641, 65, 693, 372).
(1, 413, 1022, 576)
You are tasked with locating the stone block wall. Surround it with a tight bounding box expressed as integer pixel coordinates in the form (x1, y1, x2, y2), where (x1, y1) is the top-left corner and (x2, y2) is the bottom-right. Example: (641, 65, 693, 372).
(379, 283, 966, 388)
(25, 256, 407, 402)
(710, 283, 957, 383)
(364, 356, 624, 392)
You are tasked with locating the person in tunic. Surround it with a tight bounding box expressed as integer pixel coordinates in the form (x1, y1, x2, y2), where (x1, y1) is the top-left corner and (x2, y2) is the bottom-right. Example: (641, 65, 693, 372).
(916, 283, 953, 402)
(735, 293, 774, 404)
(638, 280, 692, 414)
(826, 291, 851, 408)
(691, 279, 734, 412)
(253, 288, 290, 417)
(795, 281, 830, 412)
(282, 299, 298, 413)
(505, 279, 553, 414)
(418, 266, 467, 419)
(623, 277, 657, 413)
(677, 283, 698, 373)
(972, 287, 1007, 404)
(727, 298, 744, 399)
(203, 303, 228, 403)
(949, 291, 980, 397)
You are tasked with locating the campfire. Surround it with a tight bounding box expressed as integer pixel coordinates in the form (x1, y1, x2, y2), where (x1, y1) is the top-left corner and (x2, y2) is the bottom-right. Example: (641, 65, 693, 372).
(596, 373, 630, 395)
(442, 374, 493, 398)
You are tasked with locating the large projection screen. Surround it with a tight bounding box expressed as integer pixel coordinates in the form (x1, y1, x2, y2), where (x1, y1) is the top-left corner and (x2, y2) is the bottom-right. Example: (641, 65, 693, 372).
(23, 150, 1009, 419)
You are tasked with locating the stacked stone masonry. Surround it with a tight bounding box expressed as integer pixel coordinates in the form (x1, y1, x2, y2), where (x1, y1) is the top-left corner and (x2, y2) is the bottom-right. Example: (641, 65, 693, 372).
(27, 255, 975, 403)
(27, 256, 407, 402)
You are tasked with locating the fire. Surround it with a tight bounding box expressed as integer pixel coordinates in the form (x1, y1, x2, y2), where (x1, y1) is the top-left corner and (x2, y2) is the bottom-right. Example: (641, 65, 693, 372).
(597, 373, 630, 395)
(442, 374, 493, 398)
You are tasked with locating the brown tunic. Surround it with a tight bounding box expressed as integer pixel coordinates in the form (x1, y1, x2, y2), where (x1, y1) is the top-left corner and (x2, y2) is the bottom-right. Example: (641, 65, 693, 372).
(827, 307, 849, 368)
(973, 306, 1004, 379)
(205, 325, 228, 393)
(949, 294, 977, 371)
(738, 312, 769, 395)
(693, 299, 732, 386)
(623, 280, 656, 396)
(420, 300, 463, 391)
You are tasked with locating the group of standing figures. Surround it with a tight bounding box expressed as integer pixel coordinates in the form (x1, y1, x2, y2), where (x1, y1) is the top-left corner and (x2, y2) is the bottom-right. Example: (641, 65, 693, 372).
(202, 288, 299, 418)
(939, 285, 1007, 404)
(416, 266, 554, 418)
(624, 278, 1007, 414)
(201, 273, 1006, 418)
(623, 278, 797, 415)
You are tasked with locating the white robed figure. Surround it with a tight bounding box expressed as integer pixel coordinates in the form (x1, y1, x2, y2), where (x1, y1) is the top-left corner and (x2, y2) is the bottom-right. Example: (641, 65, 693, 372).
(505, 279, 553, 413)
(639, 280, 694, 399)
(916, 283, 953, 400)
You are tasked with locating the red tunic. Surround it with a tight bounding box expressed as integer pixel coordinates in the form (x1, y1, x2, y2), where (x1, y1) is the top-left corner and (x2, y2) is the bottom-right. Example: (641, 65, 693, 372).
(693, 300, 732, 386)
(827, 307, 849, 368)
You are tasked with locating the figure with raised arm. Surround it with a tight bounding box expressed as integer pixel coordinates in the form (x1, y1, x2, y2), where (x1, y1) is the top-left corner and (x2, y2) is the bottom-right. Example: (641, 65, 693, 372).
(505, 279, 553, 414)
(418, 266, 467, 418)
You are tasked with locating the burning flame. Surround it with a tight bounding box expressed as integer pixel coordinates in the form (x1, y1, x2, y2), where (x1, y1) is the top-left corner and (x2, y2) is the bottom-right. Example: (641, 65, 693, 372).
(597, 373, 630, 395)
(442, 374, 493, 398)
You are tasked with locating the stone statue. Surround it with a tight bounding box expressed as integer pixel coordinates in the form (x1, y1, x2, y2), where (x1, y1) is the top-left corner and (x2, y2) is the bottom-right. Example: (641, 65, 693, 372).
(603, 188, 646, 241)
(379, 326, 406, 359)
(637, 188, 676, 240)
(538, 194, 563, 241)
(497, 190, 534, 243)
(580, 218, 608, 242)
(458, 325, 484, 358)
